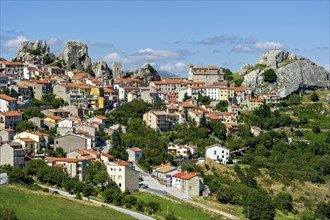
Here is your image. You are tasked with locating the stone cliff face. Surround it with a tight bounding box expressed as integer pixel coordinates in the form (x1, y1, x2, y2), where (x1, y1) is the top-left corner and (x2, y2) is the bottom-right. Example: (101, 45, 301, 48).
(119, 64, 161, 86)
(59, 41, 92, 71)
(241, 50, 330, 98)
(91, 61, 112, 80)
(15, 40, 56, 63)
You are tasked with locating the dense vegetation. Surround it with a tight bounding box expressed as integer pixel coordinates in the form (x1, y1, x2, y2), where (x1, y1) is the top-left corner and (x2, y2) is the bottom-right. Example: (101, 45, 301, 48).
(262, 68, 277, 83)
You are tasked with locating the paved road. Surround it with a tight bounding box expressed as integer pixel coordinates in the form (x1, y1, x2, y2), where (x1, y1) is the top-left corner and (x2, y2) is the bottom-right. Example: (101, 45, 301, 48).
(38, 185, 154, 220)
(0, 173, 8, 185)
(134, 164, 191, 200)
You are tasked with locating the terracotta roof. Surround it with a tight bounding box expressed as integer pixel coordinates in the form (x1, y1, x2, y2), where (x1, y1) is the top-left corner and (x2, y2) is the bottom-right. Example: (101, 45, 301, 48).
(0, 94, 16, 101)
(152, 163, 171, 169)
(1, 61, 23, 66)
(173, 172, 186, 178)
(181, 172, 201, 180)
(5, 128, 14, 132)
(45, 157, 84, 163)
(101, 152, 113, 159)
(128, 147, 142, 152)
(25, 131, 49, 136)
(190, 110, 203, 116)
(113, 160, 130, 166)
(0, 111, 23, 117)
(104, 88, 115, 93)
(248, 98, 263, 102)
(45, 115, 63, 121)
(233, 86, 245, 92)
(207, 113, 221, 120)
(20, 137, 36, 142)
(96, 115, 108, 120)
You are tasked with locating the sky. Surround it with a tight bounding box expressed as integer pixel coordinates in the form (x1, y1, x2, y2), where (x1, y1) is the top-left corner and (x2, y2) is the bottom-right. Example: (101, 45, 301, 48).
(1, 0, 329, 76)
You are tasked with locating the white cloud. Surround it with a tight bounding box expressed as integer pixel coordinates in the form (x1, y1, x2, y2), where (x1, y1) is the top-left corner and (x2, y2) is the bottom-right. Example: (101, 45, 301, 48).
(4, 35, 28, 51)
(159, 62, 187, 73)
(47, 37, 62, 47)
(103, 48, 197, 71)
(232, 41, 285, 52)
(324, 64, 330, 72)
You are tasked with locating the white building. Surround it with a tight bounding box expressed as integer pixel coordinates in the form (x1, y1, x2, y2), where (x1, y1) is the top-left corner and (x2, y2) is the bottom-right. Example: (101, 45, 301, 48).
(0, 94, 17, 112)
(127, 147, 142, 162)
(205, 144, 230, 164)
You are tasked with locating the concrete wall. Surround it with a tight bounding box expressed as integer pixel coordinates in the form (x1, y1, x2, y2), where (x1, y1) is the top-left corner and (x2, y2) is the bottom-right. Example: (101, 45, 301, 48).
(54, 135, 86, 152)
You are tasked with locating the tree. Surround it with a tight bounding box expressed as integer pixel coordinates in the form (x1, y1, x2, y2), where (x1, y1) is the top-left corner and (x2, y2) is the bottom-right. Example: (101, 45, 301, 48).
(311, 92, 319, 102)
(24, 159, 47, 176)
(210, 121, 227, 140)
(0, 207, 18, 220)
(183, 92, 191, 102)
(289, 94, 301, 105)
(312, 126, 321, 134)
(82, 184, 95, 197)
(147, 202, 161, 214)
(15, 121, 38, 133)
(263, 69, 277, 83)
(0, 88, 10, 95)
(197, 95, 211, 105)
(243, 189, 275, 220)
(136, 200, 146, 212)
(274, 192, 293, 211)
(7, 166, 32, 184)
(70, 63, 76, 70)
(238, 124, 252, 138)
(234, 77, 244, 86)
(224, 68, 234, 81)
(216, 101, 228, 112)
(315, 201, 330, 220)
(123, 195, 137, 208)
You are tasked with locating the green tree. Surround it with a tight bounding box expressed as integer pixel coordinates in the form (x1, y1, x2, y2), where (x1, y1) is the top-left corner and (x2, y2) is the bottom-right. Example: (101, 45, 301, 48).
(274, 192, 293, 211)
(315, 201, 330, 220)
(82, 184, 95, 197)
(147, 202, 161, 214)
(289, 94, 301, 105)
(197, 95, 211, 105)
(0, 88, 10, 95)
(123, 195, 137, 208)
(215, 100, 228, 112)
(243, 189, 275, 220)
(224, 68, 234, 81)
(136, 200, 146, 212)
(310, 92, 319, 102)
(263, 69, 277, 83)
(24, 159, 47, 176)
(183, 92, 191, 102)
(15, 121, 38, 133)
(234, 77, 244, 86)
(210, 121, 227, 140)
(0, 207, 18, 220)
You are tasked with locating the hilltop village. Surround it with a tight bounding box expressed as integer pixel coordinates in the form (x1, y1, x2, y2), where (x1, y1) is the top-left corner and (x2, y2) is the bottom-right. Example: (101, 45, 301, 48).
(1, 41, 329, 220)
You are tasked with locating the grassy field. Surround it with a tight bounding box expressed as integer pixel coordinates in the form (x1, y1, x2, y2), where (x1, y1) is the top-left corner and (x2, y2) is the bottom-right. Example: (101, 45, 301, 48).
(132, 191, 223, 220)
(0, 185, 135, 220)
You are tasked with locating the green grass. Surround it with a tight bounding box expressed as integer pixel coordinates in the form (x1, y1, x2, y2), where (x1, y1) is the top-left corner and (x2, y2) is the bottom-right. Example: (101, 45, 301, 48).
(0, 185, 135, 220)
(132, 191, 222, 219)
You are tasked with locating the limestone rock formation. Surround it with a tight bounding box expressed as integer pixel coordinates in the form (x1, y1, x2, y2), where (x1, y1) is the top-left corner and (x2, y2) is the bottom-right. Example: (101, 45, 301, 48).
(91, 61, 112, 80)
(241, 50, 330, 98)
(59, 41, 92, 71)
(117, 64, 161, 86)
(15, 40, 55, 64)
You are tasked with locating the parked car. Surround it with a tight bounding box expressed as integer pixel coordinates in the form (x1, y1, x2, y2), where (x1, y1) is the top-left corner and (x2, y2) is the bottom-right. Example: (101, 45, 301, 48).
(68, 190, 74, 195)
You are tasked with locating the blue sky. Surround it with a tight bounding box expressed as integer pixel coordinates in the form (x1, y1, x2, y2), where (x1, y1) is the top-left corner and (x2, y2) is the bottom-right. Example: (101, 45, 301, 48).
(1, 0, 329, 76)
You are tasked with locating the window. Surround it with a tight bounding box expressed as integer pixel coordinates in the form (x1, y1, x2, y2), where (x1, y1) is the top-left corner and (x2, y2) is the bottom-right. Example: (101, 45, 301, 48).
(214, 150, 216, 155)
(118, 175, 122, 179)
(119, 168, 121, 171)
(55, 141, 58, 144)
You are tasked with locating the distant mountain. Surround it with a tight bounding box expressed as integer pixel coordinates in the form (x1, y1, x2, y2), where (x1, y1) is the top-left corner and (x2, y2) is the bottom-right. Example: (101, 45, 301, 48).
(157, 70, 178, 78)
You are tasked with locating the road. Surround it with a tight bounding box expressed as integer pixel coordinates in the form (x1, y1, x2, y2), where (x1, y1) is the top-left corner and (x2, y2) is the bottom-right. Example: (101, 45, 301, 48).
(134, 164, 191, 200)
(38, 185, 154, 220)
(135, 164, 241, 220)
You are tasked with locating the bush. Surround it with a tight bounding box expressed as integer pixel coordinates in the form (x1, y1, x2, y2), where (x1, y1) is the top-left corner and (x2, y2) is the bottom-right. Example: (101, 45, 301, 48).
(0, 207, 18, 220)
(274, 192, 293, 211)
(136, 200, 146, 212)
(263, 69, 277, 83)
(312, 126, 321, 134)
(147, 202, 161, 214)
(314, 201, 330, 220)
(310, 92, 319, 102)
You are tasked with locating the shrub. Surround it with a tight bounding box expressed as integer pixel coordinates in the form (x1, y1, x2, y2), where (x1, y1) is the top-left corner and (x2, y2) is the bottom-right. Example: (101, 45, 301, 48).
(0, 207, 18, 220)
(274, 192, 293, 211)
(310, 92, 319, 102)
(263, 69, 277, 83)
(312, 126, 321, 134)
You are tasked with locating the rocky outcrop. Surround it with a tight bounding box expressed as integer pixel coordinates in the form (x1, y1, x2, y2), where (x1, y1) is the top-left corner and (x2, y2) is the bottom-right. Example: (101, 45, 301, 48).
(59, 41, 92, 71)
(91, 61, 112, 80)
(14, 40, 55, 63)
(241, 50, 330, 98)
(120, 64, 161, 86)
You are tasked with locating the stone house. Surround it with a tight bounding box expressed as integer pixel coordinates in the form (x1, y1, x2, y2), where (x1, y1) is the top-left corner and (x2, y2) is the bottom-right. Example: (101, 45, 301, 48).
(107, 160, 139, 192)
(0, 111, 23, 129)
(126, 147, 142, 162)
(0, 142, 25, 168)
(44, 157, 88, 181)
(54, 133, 92, 152)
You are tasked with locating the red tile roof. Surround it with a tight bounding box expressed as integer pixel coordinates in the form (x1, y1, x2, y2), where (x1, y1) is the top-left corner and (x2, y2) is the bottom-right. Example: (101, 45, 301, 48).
(0, 94, 16, 101)
(128, 147, 142, 152)
(96, 115, 108, 120)
(181, 172, 201, 180)
(0, 111, 23, 117)
(173, 172, 186, 178)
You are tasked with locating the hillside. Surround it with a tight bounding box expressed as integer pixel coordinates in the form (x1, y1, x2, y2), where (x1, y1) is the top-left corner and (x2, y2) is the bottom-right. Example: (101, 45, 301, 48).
(0, 185, 135, 220)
